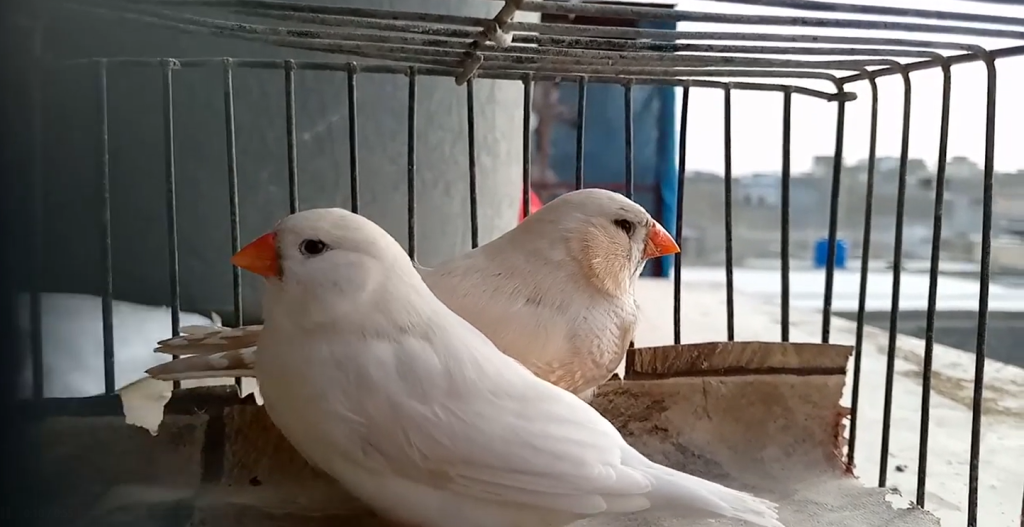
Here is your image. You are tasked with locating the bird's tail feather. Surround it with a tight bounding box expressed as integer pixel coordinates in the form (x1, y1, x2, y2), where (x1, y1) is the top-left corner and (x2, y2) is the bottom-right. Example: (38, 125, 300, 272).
(635, 455, 784, 527)
(155, 325, 263, 355)
(146, 349, 258, 381)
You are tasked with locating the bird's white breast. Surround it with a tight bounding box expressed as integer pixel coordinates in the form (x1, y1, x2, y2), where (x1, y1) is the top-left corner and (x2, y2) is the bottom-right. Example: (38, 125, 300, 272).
(424, 265, 638, 396)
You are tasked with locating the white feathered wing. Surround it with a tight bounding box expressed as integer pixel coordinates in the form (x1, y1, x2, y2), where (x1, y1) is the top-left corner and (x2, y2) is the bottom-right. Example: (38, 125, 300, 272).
(256, 287, 782, 527)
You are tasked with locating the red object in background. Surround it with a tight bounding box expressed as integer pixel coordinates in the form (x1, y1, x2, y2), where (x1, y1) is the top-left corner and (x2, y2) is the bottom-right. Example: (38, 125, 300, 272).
(519, 188, 544, 222)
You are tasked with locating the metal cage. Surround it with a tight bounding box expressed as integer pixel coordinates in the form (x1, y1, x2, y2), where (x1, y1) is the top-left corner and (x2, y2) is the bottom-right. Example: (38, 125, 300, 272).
(16, 1, 1024, 526)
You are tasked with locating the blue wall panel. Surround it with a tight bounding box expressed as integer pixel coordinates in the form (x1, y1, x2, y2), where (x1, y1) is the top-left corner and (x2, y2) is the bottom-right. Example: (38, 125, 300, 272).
(545, 18, 678, 277)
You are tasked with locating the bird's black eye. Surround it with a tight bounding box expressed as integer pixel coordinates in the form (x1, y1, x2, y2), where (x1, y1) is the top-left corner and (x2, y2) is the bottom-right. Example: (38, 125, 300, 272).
(614, 219, 634, 237)
(299, 239, 328, 257)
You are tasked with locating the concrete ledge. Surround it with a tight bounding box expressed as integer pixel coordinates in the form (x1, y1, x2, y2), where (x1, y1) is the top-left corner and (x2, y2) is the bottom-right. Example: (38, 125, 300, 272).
(21, 341, 939, 526)
(27, 414, 207, 527)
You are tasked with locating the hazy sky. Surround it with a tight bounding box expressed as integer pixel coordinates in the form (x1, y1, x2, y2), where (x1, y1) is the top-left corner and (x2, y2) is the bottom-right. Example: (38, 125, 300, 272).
(649, 0, 1024, 175)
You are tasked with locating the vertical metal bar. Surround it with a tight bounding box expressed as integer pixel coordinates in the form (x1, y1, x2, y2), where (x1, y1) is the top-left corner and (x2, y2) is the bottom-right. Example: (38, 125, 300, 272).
(574, 77, 587, 190)
(967, 57, 997, 527)
(162, 60, 181, 390)
(822, 95, 847, 343)
(673, 85, 690, 346)
(347, 63, 359, 214)
(466, 79, 479, 249)
(223, 59, 243, 390)
(523, 74, 533, 218)
(780, 88, 792, 343)
(97, 60, 115, 394)
(284, 60, 299, 214)
(28, 24, 45, 399)
(847, 74, 879, 470)
(723, 85, 735, 342)
(916, 63, 952, 509)
(407, 67, 417, 260)
(879, 70, 912, 488)
(623, 81, 634, 201)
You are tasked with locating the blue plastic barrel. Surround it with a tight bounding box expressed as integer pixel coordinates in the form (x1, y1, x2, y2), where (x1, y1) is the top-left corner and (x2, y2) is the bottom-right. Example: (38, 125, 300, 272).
(814, 238, 848, 269)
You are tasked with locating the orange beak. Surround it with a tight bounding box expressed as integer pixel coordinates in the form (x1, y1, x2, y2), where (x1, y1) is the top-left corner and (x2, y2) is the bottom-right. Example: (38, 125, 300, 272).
(231, 232, 281, 278)
(643, 221, 681, 260)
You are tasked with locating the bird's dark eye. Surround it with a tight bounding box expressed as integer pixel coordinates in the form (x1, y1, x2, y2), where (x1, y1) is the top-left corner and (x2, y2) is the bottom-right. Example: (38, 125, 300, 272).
(613, 219, 634, 237)
(299, 239, 328, 257)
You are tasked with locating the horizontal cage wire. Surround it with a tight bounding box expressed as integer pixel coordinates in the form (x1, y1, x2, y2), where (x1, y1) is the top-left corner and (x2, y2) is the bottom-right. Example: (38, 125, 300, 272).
(16, 0, 1024, 526)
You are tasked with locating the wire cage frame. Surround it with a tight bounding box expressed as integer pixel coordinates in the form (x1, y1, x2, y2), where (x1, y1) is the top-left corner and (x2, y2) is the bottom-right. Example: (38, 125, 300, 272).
(17, 0, 1024, 526)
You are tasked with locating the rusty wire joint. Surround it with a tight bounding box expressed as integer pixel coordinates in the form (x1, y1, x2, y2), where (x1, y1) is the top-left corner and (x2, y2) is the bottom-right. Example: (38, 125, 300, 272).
(455, 0, 525, 86)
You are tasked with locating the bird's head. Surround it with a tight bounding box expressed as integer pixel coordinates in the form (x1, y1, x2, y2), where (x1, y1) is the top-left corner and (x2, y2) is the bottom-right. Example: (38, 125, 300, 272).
(522, 189, 680, 296)
(230, 208, 422, 322)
